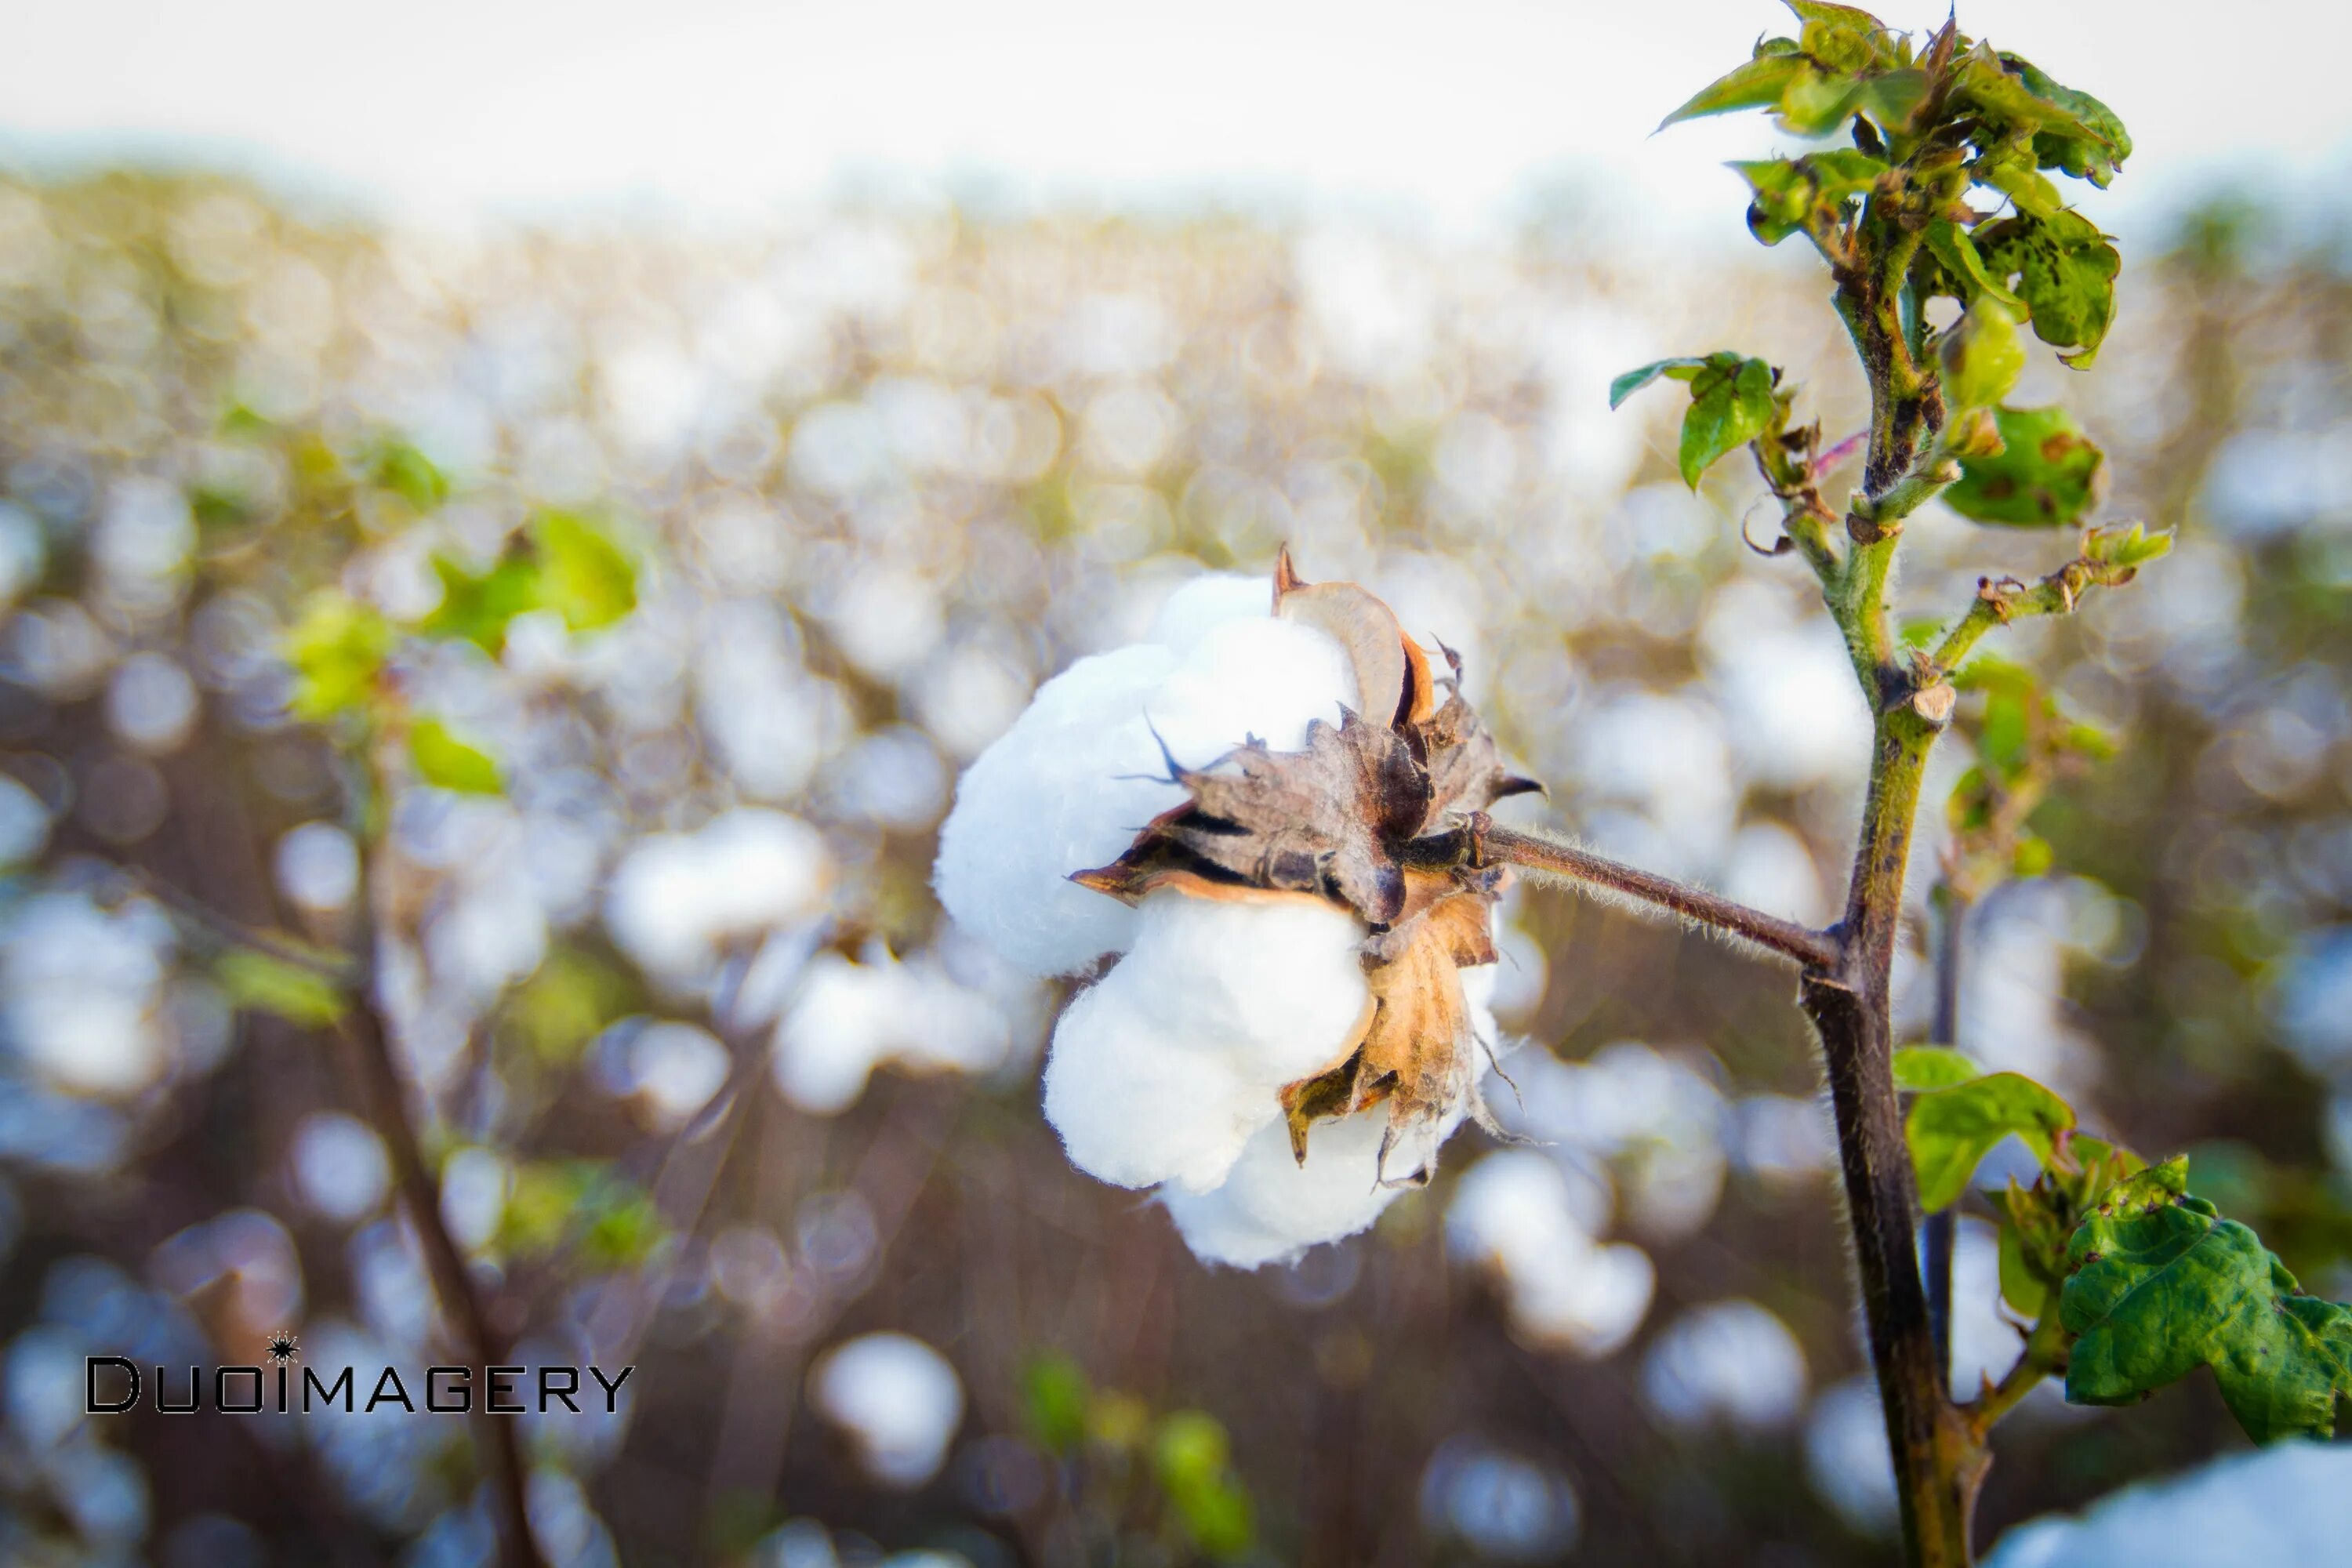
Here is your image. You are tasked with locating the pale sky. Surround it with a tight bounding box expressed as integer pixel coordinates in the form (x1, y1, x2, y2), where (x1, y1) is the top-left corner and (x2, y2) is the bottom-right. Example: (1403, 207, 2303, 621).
(4, 0, 2346, 238)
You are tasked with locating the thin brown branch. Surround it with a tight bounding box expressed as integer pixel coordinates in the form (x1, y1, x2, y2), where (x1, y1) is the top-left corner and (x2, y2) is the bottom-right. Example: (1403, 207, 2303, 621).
(338, 920, 546, 1568)
(1468, 821, 1842, 971)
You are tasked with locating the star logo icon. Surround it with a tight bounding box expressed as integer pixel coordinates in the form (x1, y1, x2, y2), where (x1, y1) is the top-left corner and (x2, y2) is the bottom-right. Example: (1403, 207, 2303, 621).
(265, 1330, 301, 1367)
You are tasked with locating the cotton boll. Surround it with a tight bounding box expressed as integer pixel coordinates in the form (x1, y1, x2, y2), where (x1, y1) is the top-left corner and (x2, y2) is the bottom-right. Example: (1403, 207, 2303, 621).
(1143, 615, 1358, 767)
(771, 949, 1014, 1115)
(809, 1332, 964, 1489)
(605, 809, 830, 984)
(1042, 888, 1370, 1191)
(1145, 572, 1273, 653)
(934, 644, 1180, 977)
(934, 597, 1358, 980)
(1163, 1108, 1434, 1269)
(1984, 1442, 2352, 1568)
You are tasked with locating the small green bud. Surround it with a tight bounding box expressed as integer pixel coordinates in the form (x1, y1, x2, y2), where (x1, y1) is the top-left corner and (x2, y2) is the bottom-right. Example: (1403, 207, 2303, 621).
(1940, 296, 2027, 412)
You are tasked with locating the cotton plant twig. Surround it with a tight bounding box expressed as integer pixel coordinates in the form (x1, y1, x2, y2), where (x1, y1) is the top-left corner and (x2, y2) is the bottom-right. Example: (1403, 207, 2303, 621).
(1432, 817, 1843, 972)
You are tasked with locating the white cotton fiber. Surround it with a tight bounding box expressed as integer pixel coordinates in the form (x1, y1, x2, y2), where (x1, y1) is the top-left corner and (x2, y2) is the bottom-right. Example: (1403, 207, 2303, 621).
(932, 645, 1179, 978)
(1163, 1108, 1429, 1269)
(933, 590, 1358, 979)
(1147, 572, 1276, 653)
(1041, 887, 1370, 1192)
(1984, 1438, 2352, 1568)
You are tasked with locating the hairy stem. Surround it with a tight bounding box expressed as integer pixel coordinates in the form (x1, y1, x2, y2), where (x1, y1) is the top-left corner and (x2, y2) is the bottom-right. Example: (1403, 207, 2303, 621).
(1805, 717, 1984, 1566)
(1467, 822, 1840, 971)
(1926, 883, 1971, 1389)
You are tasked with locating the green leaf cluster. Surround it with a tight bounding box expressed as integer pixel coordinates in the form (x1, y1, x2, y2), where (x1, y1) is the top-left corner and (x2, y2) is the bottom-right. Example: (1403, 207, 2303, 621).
(1898, 1050, 2075, 1212)
(1609, 352, 1780, 488)
(286, 592, 393, 721)
(422, 510, 639, 655)
(1020, 1353, 1258, 1560)
(493, 1156, 667, 1269)
(2063, 1159, 2352, 1442)
(1732, 150, 1885, 246)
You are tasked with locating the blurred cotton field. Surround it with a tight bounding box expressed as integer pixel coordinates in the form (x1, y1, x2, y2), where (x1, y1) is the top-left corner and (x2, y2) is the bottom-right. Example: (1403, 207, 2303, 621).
(0, 169, 2349, 1567)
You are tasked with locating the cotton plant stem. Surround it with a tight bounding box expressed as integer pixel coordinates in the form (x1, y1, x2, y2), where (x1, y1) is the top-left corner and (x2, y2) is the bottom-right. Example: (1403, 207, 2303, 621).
(1802, 716, 1985, 1568)
(1926, 883, 1970, 1390)
(1469, 822, 1841, 971)
(340, 897, 546, 1568)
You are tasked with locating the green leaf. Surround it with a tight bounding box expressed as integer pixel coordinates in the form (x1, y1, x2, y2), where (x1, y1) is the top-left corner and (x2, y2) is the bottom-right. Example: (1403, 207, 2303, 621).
(1950, 44, 2103, 147)
(1922, 220, 2023, 309)
(1976, 209, 2120, 368)
(2063, 1159, 2352, 1443)
(1998, 1208, 2050, 1317)
(1893, 1046, 1982, 1092)
(1907, 1071, 2076, 1211)
(1731, 151, 1886, 245)
(409, 719, 503, 795)
(421, 553, 543, 655)
(1945, 405, 2108, 527)
(530, 510, 638, 633)
(1972, 144, 2063, 221)
(1659, 52, 1810, 130)
(1021, 1354, 1092, 1454)
(1678, 356, 1777, 489)
(1940, 297, 2027, 412)
(286, 592, 393, 722)
(215, 948, 347, 1027)
(1609, 356, 1713, 410)
(1998, 53, 2131, 187)
(1156, 1411, 1255, 1559)
(2082, 521, 2174, 568)
(369, 438, 450, 514)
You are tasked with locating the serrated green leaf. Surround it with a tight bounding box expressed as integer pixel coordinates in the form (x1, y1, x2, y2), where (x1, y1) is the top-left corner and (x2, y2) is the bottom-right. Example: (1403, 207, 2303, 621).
(1608, 356, 1715, 409)
(1907, 1071, 2076, 1211)
(1976, 209, 2119, 368)
(1998, 53, 2131, 187)
(1951, 44, 2103, 147)
(409, 719, 503, 795)
(1922, 220, 2023, 309)
(215, 948, 347, 1027)
(1660, 52, 1811, 130)
(286, 592, 393, 722)
(2063, 1163, 2352, 1443)
(1940, 296, 2027, 412)
(1679, 356, 1777, 489)
(530, 510, 637, 633)
(1947, 405, 2108, 527)
(1893, 1046, 1982, 1092)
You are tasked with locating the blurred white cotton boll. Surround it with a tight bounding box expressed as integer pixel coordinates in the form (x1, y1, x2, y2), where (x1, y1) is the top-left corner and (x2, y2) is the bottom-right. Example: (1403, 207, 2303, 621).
(1162, 1107, 1430, 1269)
(810, 1332, 964, 1489)
(1642, 1299, 1809, 1432)
(1446, 1149, 1651, 1356)
(0, 774, 50, 865)
(1984, 1442, 2352, 1568)
(605, 809, 831, 985)
(276, 821, 361, 913)
(1042, 888, 1370, 1192)
(771, 947, 1013, 1115)
(290, 1112, 391, 1223)
(626, 1021, 730, 1127)
(106, 652, 200, 753)
(0, 891, 172, 1096)
(934, 593, 1357, 979)
(1806, 1375, 1898, 1537)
